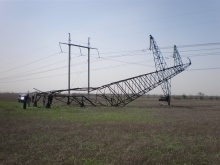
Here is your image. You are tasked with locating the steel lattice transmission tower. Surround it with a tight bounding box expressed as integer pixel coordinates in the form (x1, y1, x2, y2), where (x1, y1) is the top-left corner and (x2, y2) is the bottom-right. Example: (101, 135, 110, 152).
(149, 35, 171, 105)
(33, 35, 191, 108)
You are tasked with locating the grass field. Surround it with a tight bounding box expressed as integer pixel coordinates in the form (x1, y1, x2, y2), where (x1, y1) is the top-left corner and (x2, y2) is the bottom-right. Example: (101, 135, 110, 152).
(0, 94, 220, 164)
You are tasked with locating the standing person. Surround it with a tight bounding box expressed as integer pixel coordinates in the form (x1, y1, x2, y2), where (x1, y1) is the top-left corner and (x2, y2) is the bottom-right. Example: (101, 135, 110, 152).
(27, 94, 30, 107)
(23, 94, 27, 109)
(32, 94, 35, 103)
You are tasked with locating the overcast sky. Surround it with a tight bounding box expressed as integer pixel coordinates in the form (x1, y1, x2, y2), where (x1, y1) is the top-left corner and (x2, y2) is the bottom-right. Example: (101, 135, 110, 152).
(0, 0, 220, 96)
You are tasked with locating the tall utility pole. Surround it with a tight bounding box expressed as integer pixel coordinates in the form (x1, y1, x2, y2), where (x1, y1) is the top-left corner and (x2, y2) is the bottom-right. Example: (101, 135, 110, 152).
(59, 34, 98, 103)
(88, 37, 90, 99)
(68, 33, 71, 97)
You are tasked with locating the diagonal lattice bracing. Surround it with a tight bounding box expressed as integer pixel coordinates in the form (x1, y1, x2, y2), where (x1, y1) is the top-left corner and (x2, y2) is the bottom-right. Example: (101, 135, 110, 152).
(33, 35, 191, 108)
(94, 61, 190, 106)
(149, 35, 189, 105)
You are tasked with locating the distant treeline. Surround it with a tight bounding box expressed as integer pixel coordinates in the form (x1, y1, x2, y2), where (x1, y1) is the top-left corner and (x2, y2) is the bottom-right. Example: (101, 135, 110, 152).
(0, 92, 219, 102)
(144, 94, 220, 100)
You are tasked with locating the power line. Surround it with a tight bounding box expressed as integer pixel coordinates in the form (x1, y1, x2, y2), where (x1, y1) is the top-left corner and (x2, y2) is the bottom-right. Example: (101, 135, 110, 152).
(160, 42, 220, 50)
(1, 41, 220, 83)
(0, 59, 152, 83)
(94, 19, 220, 40)
(0, 61, 88, 81)
(0, 59, 68, 80)
(0, 66, 68, 81)
(1, 66, 219, 84)
(0, 53, 87, 80)
(71, 8, 220, 36)
(187, 67, 220, 71)
(93, 42, 220, 57)
(0, 73, 67, 83)
(1, 49, 219, 82)
(0, 52, 62, 75)
(98, 57, 154, 67)
(2, 41, 220, 76)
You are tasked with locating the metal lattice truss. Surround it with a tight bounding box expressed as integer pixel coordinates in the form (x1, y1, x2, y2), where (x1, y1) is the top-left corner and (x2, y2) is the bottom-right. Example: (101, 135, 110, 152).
(33, 35, 191, 108)
(150, 35, 171, 104)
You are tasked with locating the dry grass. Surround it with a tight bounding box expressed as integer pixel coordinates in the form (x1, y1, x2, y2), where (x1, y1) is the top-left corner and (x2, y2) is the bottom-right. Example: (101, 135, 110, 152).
(0, 93, 220, 164)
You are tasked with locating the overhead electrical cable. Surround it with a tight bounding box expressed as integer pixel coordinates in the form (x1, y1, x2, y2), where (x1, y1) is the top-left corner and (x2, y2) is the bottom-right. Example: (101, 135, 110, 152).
(94, 19, 220, 40)
(0, 73, 67, 83)
(1, 50, 219, 82)
(0, 59, 153, 83)
(0, 53, 86, 80)
(4, 41, 217, 76)
(91, 42, 220, 57)
(187, 67, 220, 71)
(1, 66, 219, 84)
(99, 57, 154, 67)
(1, 41, 220, 83)
(0, 59, 68, 80)
(71, 8, 220, 36)
(0, 52, 62, 75)
(160, 42, 220, 50)
(0, 66, 68, 81)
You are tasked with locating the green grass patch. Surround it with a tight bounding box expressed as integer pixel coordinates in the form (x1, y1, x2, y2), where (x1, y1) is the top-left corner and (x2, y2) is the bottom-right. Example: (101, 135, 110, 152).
(0, 102, 157, 123)
(0, 100, 220, 164)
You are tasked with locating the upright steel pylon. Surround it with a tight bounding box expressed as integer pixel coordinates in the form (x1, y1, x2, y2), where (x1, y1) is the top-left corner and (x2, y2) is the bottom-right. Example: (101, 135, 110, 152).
(33, 35, 191, 108)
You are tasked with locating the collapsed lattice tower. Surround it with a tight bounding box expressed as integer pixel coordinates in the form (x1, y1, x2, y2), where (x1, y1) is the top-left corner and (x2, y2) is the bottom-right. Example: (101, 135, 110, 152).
(33, 35, 191, 108)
